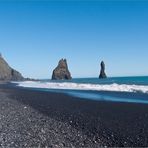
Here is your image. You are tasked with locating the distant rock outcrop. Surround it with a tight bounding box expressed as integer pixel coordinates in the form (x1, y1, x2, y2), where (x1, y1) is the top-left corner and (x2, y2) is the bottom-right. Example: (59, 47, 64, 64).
(52, 59, 72, 80)
(99, 61, 107, 79)
(0, 54, 24, 81)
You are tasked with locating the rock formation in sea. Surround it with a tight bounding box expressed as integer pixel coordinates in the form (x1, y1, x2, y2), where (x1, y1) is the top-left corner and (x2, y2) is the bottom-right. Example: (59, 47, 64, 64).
(99, 61, 107, 79)
(0, 54, 24, 81)
(52, 59, 72, 80)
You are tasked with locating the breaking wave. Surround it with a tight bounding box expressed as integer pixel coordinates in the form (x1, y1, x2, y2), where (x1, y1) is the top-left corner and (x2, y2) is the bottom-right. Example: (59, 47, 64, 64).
(13, 81, 148, 94)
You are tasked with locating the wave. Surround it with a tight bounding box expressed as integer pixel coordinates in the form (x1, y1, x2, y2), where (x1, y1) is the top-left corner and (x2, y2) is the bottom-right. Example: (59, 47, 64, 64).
(13, 81, 148, 94)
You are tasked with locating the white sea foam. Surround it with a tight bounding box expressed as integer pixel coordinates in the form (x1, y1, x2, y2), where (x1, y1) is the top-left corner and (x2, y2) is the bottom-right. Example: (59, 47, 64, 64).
(13, 81, 148, 94)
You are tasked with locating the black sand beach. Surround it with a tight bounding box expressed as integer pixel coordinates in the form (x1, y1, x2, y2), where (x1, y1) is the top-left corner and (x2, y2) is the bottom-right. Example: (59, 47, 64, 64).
(0, 83, 148, 147)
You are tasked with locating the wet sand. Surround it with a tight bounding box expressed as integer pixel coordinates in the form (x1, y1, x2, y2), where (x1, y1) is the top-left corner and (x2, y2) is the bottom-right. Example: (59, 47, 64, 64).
(0, 83, 148, 147)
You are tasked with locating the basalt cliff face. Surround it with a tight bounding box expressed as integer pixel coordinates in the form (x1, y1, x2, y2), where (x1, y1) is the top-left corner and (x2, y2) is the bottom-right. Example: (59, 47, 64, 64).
(0, 55, 24, 81)
(52, 59, 72, 80)
(99, 61, 107, 79)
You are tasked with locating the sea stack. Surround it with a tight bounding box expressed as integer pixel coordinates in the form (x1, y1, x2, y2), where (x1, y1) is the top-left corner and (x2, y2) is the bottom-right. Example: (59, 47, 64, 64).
(99, 61, 107, 79)
(52, 59, 72, 80)
(0, 54, 24, 81)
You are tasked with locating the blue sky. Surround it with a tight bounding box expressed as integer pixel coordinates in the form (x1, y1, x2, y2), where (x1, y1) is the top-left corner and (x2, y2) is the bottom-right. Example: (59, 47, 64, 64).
(0, 1, 148, 79)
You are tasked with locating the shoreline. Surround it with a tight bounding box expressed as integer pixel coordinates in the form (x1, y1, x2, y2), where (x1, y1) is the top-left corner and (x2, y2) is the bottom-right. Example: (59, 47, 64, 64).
(0, 83, 148, 147)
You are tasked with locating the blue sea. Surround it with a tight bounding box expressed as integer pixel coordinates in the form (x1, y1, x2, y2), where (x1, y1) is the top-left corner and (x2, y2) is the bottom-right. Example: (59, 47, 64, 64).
(13, 76, 148, 104)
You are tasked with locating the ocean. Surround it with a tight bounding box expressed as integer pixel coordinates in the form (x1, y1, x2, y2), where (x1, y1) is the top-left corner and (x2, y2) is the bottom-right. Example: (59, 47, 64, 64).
(13, 76, 148, 104)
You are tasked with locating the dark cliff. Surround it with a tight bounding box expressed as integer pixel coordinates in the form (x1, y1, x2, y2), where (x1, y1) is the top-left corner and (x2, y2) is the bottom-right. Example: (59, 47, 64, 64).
(0, 55, 24, 81)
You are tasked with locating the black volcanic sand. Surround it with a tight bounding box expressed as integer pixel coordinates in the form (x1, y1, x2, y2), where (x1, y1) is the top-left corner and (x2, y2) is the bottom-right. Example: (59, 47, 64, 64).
(0, 84, 148, 147)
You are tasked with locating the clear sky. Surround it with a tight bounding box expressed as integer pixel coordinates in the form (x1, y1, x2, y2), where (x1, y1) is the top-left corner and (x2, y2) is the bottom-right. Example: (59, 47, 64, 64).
(0, 0, 148, 79)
